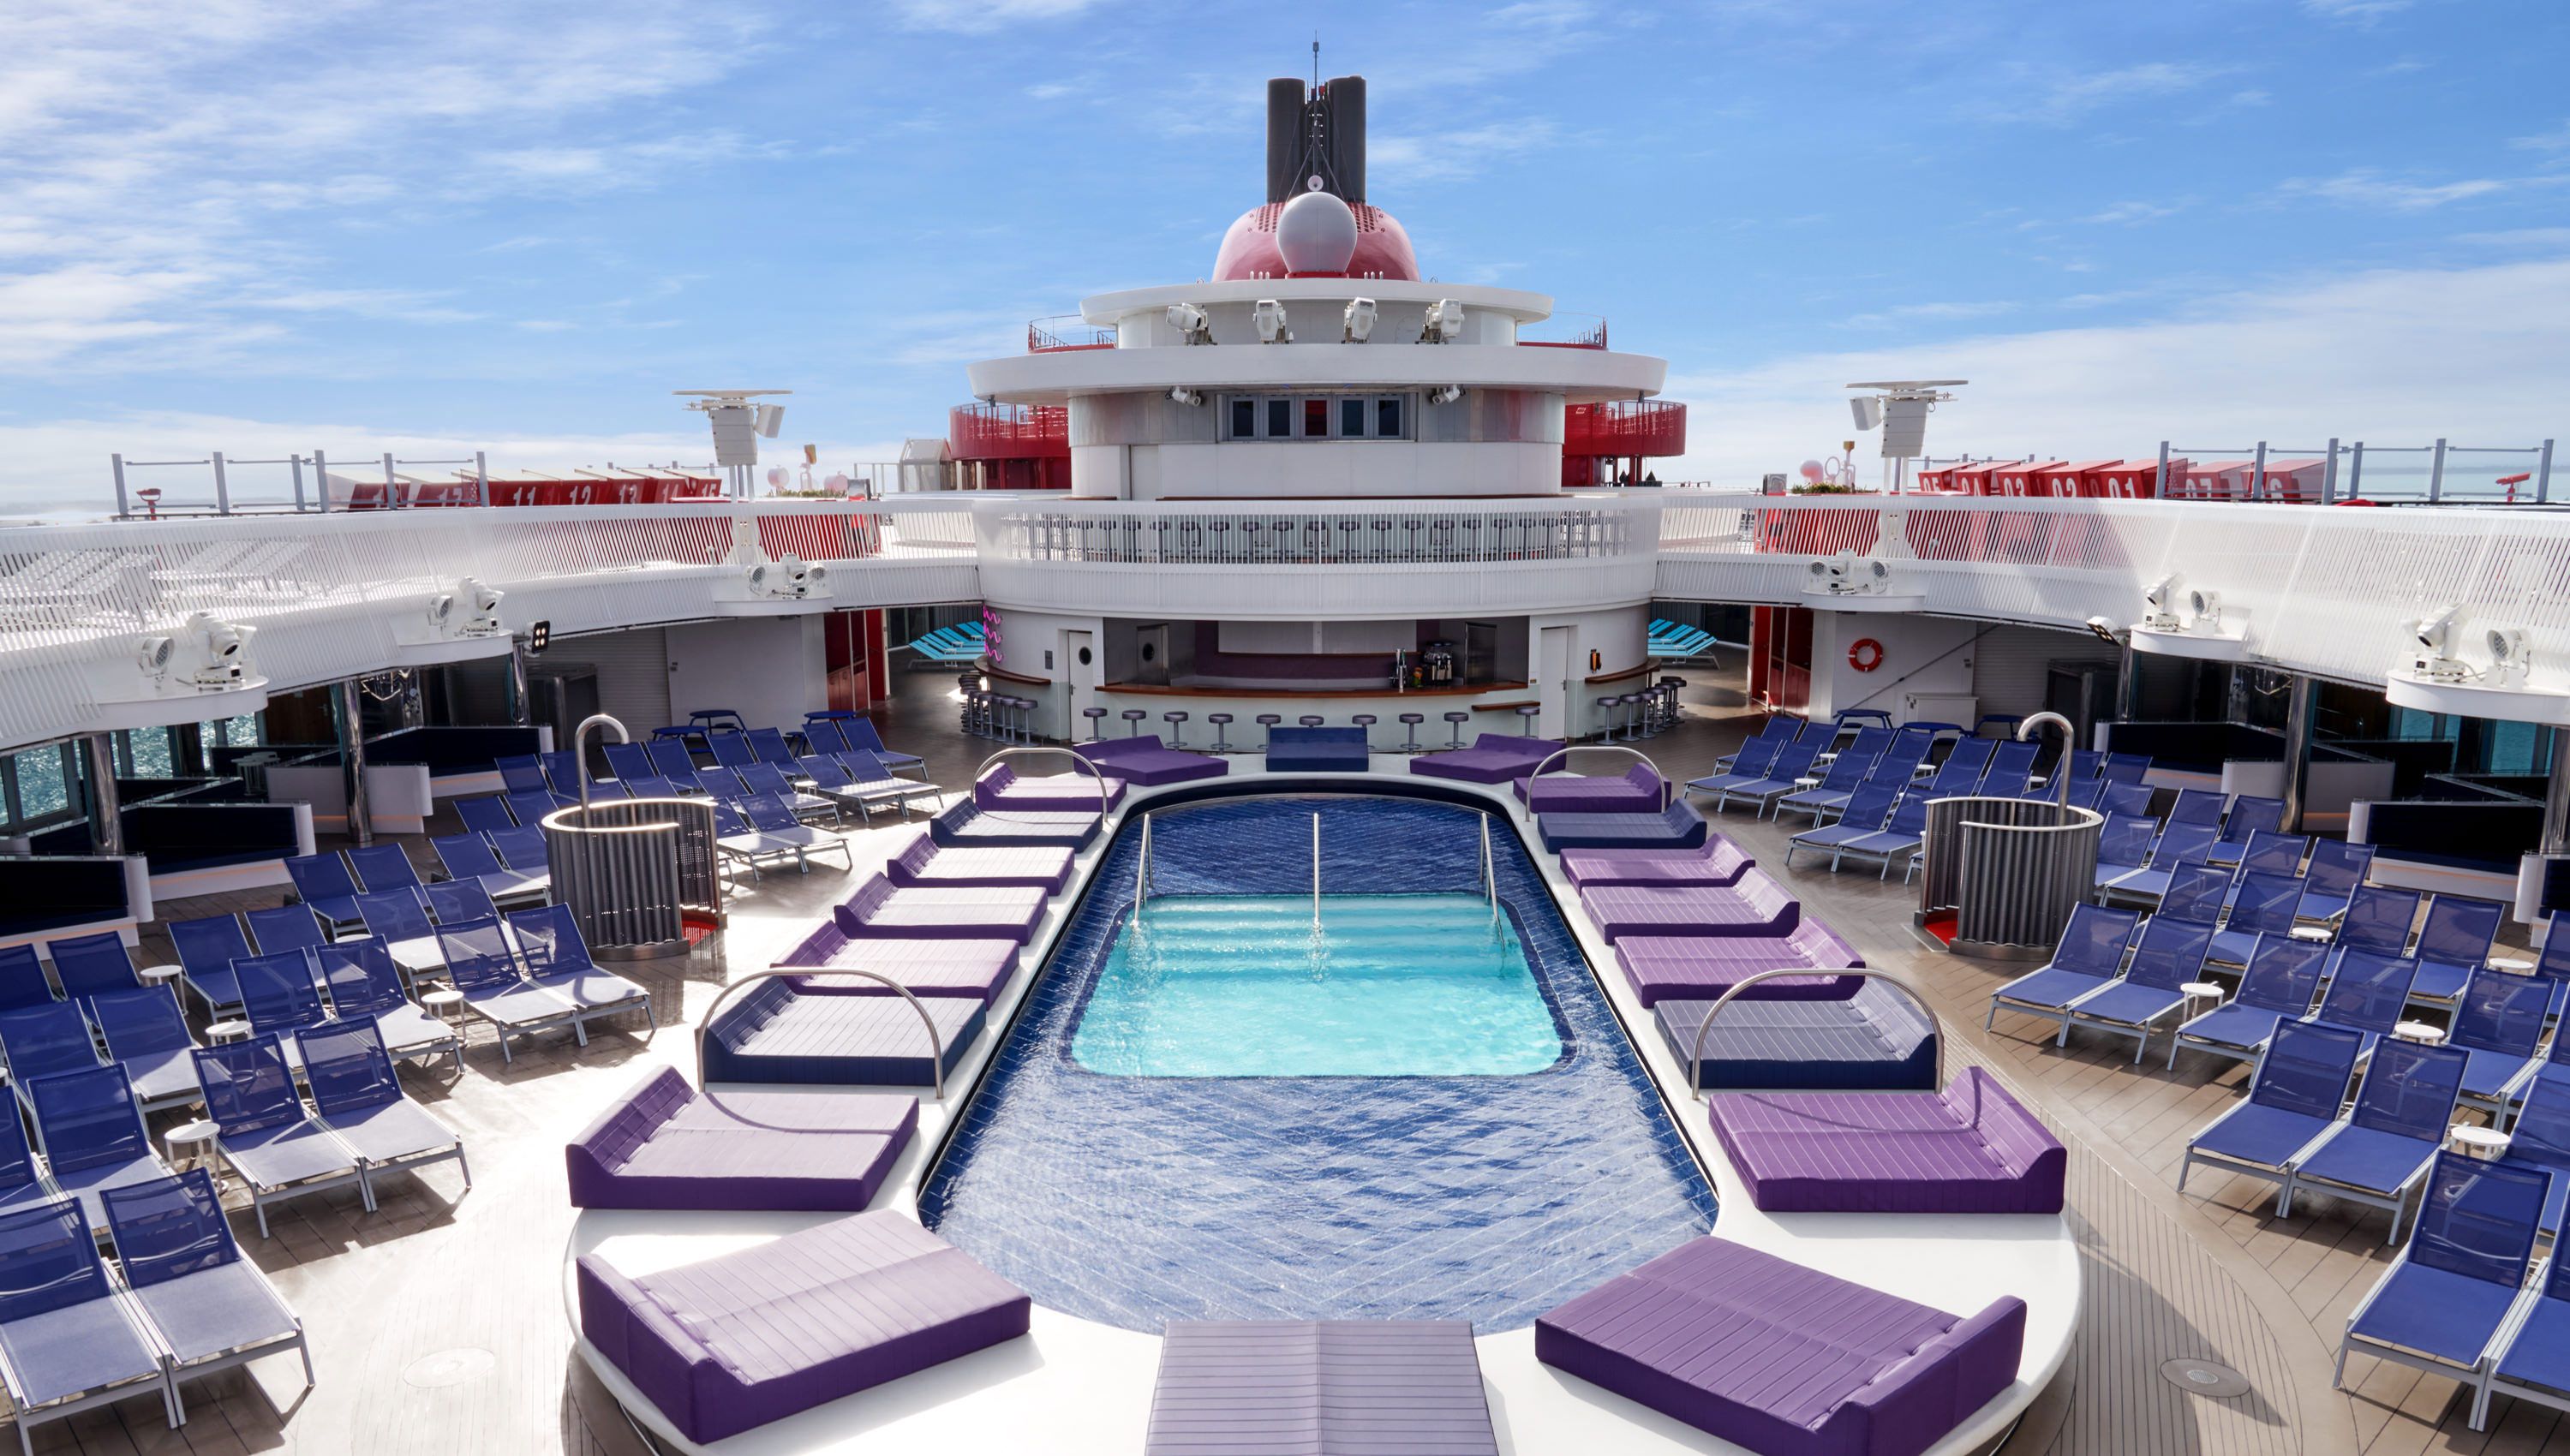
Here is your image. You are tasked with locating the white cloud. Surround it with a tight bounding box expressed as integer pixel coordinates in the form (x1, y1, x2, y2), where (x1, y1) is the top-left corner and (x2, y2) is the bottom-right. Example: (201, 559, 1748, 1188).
(1970, 62, 2240, 126)
(887, 0, 1113, 33)
(1370, 121, 1563, 184)
(2278, 168, 2537, 211)
(2303, 0, 2416, 21)
(1662, 257, 2570, 487)
(2513, 120, 2570, 154)
(2077, 200, 2188, 225)
(1841, 301, 2017, 329)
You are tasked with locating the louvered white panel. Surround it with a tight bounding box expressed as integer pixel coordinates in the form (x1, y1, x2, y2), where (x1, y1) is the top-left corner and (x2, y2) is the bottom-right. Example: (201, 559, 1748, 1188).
(1970, 625, 2118, 714)
(554, 625, 670, 737)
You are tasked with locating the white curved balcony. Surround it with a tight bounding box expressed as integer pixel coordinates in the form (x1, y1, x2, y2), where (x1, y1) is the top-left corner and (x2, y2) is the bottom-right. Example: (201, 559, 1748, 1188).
(965, 342, 1666, 407)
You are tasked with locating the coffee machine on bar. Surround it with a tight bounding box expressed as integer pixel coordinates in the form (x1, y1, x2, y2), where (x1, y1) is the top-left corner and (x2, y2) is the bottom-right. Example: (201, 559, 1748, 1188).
(1423, 641, 1456, 686)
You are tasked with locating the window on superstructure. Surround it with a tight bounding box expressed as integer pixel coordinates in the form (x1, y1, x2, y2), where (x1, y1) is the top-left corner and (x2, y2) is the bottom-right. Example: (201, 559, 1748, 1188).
(1229, 398, 1258, 439)
(1339, 398, 1368, 438)
(1302, 399, 1330, 438)
(1377, 397, 1404, 438)
(1264, 397, 1293, 438)
(0, 743, 80, 837)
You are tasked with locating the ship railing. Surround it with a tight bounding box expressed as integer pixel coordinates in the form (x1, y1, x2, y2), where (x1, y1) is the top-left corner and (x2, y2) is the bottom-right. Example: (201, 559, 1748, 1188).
(971, 500, 1659, 566)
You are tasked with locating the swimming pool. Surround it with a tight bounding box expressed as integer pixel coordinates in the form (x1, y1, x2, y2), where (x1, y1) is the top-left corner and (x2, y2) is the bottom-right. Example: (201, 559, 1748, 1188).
(1072, 893, 1561, 1077)
(919, 792, 1718, 1334)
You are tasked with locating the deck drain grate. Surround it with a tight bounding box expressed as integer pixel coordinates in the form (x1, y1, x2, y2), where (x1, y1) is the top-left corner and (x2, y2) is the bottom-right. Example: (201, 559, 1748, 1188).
(2158, 1358, 2251, 1399)
(404, 1346, 497, 1388)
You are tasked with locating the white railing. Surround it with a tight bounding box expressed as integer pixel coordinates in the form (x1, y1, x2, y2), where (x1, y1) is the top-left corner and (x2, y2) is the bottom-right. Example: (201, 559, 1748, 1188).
(972, 498, 1655, 567)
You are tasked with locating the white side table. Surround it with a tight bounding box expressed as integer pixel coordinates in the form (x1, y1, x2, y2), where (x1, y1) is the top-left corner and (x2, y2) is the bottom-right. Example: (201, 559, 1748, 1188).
(164, 1118, 221, 1184)
(2180, 982, 2226, 1020)
(2489, 956, 2537, 974)
(137, 964, 184, 989)
(2289, 926, 2334, 945)
(421, 988, 466, 1031)
(2393, 1020, 2446, 1045)
(206, 1019, 251, 1044)
(2453, 1125, 2512, 1160)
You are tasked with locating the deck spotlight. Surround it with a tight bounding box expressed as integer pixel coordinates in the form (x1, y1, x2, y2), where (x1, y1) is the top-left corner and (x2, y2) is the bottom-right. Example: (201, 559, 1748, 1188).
(2412, 605, 2468, 681)
(2185, 588, 2221, 627)
(1428, 385, 1464, 406)
(1343, 297, 1377, 343)
(2141, 576, 2181, 630)
(186, 612, 256, 689)
(1420, 299, 1465, 343)
(2084, 615, 2121, 644)
(1253, 299, 1292, 343)
(1169, 387, 1204, 407)
(2487, 627, 2530, 685)
(134, 635, 175, 683)
(1166, 302, 1213, 344)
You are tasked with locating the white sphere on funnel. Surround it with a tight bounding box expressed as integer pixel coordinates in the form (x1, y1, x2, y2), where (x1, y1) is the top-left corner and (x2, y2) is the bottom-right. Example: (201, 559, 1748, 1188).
(1275, 190, 1359, 276)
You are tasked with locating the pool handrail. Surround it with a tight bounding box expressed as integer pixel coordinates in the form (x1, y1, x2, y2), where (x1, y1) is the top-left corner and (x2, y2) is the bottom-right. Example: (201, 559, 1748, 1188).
(1688, 966, 1945, 1100)
(975, 744, 1115, 824)
(572, 713, 631, 812)
(696, 965, 947, 1101)
(2016, 711, 2077, 809)
(1519, 745, 1673, 820)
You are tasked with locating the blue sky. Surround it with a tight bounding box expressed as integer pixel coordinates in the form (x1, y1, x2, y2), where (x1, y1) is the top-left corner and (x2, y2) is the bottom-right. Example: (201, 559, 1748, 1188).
(3, 0, 2566, 513)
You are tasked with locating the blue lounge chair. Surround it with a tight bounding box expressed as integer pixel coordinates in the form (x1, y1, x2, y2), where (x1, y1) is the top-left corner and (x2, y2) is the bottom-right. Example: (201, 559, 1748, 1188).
(1783, 783, 1899, 871)
(2336, 885, 2424, 957)
(164, 915, 253, 1017)
(1975, 739, 2040, 796)
(2205, 795, 2287, 865)
(2304, 948, 2424, 1060)
(507, 904, 654, 1039)
(644, 738, 699, 781)
(505, 789, 565, 826)
(620, 773, 684, 799)
(1772, 750, 1877, 825)
(2406, 894, 2507, 1007)
(283, 852, 365, 934)
(42, 932, 137, 1000)
(1686, 732, 1784, 800)
(740, 795, 853, 873)
(99, 1169, 312, 1415)
(692, 767, 749, 802)
(0, 1196, 176, 1446)
(738, 761, 836, 822)
(2285, 1036, 2467, 1238)
(580, 778, 630, 803)
(495, 755, 548, 796)
(712, 801, 810, 880)
(2299, 839, 2377, 922)
(0, 1105, 53, 1218)
(746, 727, 798, 767)
(2101, 752, 2152, 784)
(454, 796, 516, 836)
(1919, 737, 1994, 796)
(2152, 864, 2237, 932)
(2062, 916, 2217, 1062)
(2164, 788, 2226, 827)
(601, 741, 654, 783)
(242, 904, 325, 958)
(236, 951, 329, 1072)
(2097, 780, 2155, 818)
(2531, 910, 2570, 1018)
(487, 825, 550, 874)
(2091, 813, 2157, 892)
(707, 731, 756, 769)
(801, 717, 854, 757)
(2169, 934, 2334, 1073)
(0, 1002, 108, 1104)
(1821, 725, 1892, 768)
(2101, 821, 2220, 905)
(296, 1020, 469, 1212)
(2334, 1152, 2546, 1426)
(2481, 1225, 2570, 1428)
(355, 886, 440, 970)
(2447, 970, 2551, 1115)
(346, 843, 421, 896)
(1871, 726, 1935, 782)
(428, 833, 547, 907)
(434, 917, 582, 1064)
(1842, 791, 1932, 882)
(2209, 873, 2311, 970)
(316, 938, 462, 1071)
(840, 718, 925, 777)
(2179, 1019, 2364, 1211)
(190, 1035, 365, 1237)
(1987, 904, 2143, 1039)
(2063, 777, 2109, 813)
(2495, 1077, 2570, 1235)
(837, 750, 941, 819)
(539, 750, 584, 796)
(24, 1064, 176, 1234)
(2227, 829, 2309, 879)
(2065, 749, 2103, 782)
(423, 879, 501, 926)
(1713, 739, 1826, 819)
(87, 987, 201, 1113)
(0, 947, 47, 1012)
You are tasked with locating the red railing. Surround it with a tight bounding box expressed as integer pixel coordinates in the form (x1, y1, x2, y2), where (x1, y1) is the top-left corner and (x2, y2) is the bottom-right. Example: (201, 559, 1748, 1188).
(339, 474, 721, 509)
(1520, 313, 1608, 349)
(1028, 315, 1116, 352)
(1565, 400, 1686, 457)
(949, 403, 1069, 462)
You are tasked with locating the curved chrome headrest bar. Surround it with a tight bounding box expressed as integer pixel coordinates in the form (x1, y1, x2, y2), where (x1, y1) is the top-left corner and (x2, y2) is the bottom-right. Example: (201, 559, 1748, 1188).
(1688, 967, 1945, 1101)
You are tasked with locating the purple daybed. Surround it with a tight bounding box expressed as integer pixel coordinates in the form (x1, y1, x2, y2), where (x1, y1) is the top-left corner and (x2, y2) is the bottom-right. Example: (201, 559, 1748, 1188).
(1537, 801, 1708, 852)
(1581, 868, 1799, 941)
(702, 976, 985, 1084)
(886, 831, 1073, 892)
(1515, 761, 1668, 815)
(930, 797, 1100, 849)
(1074, 735, 1228, 786)
(577, 1209, 1031, 1444)
(1614, 921, 1863, 1005)
(1408, 733, 1561, 785)
(566, 1066, 917, 1211)
(1537, 1237, 2025, 1456)
(1146, 1321, 1498, 1456)
(1654, 986, 1939, 1091)
(833, 874, 1045, 944)
(774, 925, 1021, 1005)
(975, 764, 1126, 813)
(1708, 1068, 2066, 1214)
(1562, 833, 1754, 889)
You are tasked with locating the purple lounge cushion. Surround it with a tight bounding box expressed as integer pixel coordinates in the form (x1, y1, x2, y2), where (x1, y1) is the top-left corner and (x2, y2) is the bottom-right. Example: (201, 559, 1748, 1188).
(774, 927, 1021, 1005)
(887, 832, 1073, 891)
(1146, 1321, 1498, 1456)
(1581, 868, 1800, 941)
(974, 764, 1127, 812)
(833, 874, 1046, 943)
(1516, 761, 1666, 814)
(577, 1209, 1031, 1443)
(1562, 834, 1754, 889)
(1076, 737, 1230, 786)
(1614, 921, 1863, 1005)
(1409, 734, 1563, 785)
(1708, 1068, 2067, 1214)
(1536, 1236, 2026, 1456)
(567, 1066, 918, 1211)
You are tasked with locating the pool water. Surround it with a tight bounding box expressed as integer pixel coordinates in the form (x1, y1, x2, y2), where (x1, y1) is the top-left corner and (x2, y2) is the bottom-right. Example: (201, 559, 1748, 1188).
(919, 793, 1716, 1334)
(1073, 894, 1562, 1077)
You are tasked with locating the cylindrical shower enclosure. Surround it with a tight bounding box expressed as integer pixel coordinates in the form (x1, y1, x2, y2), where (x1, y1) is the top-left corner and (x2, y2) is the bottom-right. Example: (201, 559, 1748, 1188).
(1916, 796, 2104, 963)
(541, 797, 723, 962)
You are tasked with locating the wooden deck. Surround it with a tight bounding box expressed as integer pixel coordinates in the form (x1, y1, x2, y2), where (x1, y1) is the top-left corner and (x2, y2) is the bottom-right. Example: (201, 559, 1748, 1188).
(30, 665, 2561, 1453)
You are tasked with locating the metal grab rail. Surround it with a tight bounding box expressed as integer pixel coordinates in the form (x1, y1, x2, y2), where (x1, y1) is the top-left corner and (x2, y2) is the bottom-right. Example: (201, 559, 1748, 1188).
(1520, 745, 1673, 820)
(2017, 711, 2077, 809)
(696, 966, 947, 1101)
(1688, 967, 1945, 1100)
(974, 745, 1115, 824)
(1479, 813, 1497, 920)
(573, 713, 629, 811)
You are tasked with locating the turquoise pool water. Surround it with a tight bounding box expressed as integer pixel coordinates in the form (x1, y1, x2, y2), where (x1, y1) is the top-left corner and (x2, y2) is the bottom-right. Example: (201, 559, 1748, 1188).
(1071, 893, 1563, 1077)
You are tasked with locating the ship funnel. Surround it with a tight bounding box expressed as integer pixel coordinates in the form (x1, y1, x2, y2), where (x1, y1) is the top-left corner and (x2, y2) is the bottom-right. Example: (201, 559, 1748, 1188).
(1264, 74, 1369, 206)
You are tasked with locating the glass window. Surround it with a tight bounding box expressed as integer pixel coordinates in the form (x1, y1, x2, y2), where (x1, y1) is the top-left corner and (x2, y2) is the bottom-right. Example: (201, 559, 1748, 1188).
(1264, 397, 1292, 438)
(1339, 397, 1367, 437)
(1228, 397, 1258, 439)
(121, 726, 172, 779)
(13, 747, 68, 822)
(1302, 398, 1330, 438)
(1377, 396, 1405, 439)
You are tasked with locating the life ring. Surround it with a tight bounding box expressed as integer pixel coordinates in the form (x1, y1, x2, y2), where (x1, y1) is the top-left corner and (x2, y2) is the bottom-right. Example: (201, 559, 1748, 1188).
(1848, 638, 1886, 672)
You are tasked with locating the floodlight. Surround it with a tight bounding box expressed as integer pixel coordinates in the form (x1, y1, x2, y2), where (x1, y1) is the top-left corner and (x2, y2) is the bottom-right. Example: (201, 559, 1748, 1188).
(755, 404, 785, 439)
(1253, 299, 1291, 343)
(2415, 606, 2459, 655)
(1420, 299, 1465, 343)
(2142, 576, 2181, 629)
(1344, 297, 1377, 343)
(1428, 385, 1464, 405)
(2084, 616, 2120, 643)
(1167, 302, 1213, 344)
(2186, 588, 2220, 625)
(1169, 387, 1204, 407)
(135, 636, 174, 681)
(2487, 626, 2530, 683)
(1850, 397, 1885, 432)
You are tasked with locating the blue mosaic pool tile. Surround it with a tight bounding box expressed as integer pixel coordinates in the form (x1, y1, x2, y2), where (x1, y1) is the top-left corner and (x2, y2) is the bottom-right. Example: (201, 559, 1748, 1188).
(917, 793, 1718, 1334)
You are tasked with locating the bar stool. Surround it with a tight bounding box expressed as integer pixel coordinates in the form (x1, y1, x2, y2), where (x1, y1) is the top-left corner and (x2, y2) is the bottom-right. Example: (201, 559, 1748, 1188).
(1514, 704, 1541, 737)
(1398, 713, 1425, 752)
(1256, 713, 1283, 749)
(1162, 710, 1189, 749)
(1351, 713, 1377, 751)
(1081, 706, 1108, 741)
(995, 696, 1023, 744)
(1207, 713, 1234, 753)
(1619, 691, 1645, 742)
(1299, 714, 1325, 728)
(1121, 708, 1147, 737)
(1443, 711, 1470, 750)
(1012, 697, 1039, 743)
(1594, 695, 1623, 743)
